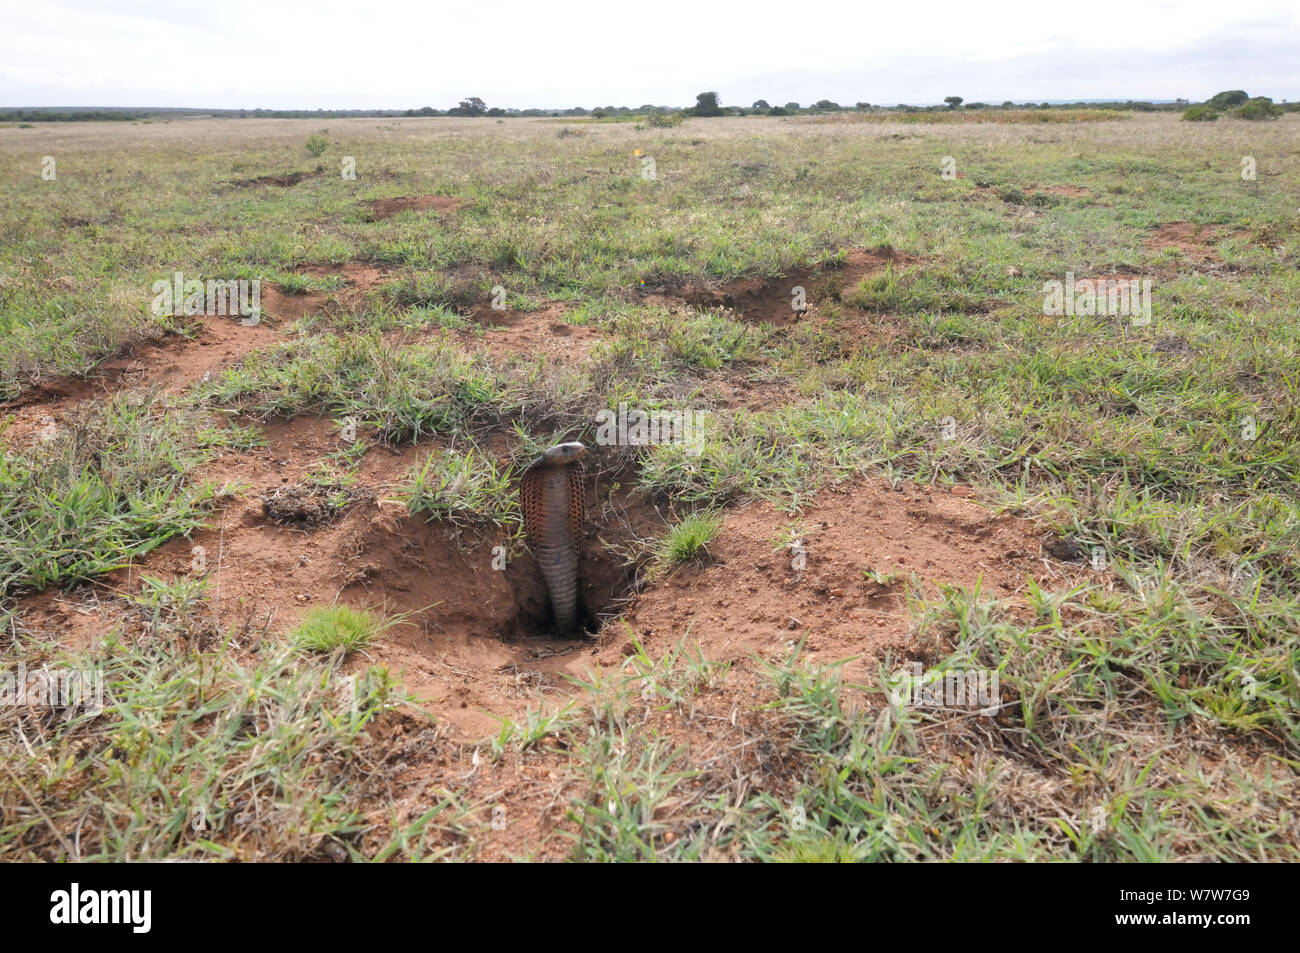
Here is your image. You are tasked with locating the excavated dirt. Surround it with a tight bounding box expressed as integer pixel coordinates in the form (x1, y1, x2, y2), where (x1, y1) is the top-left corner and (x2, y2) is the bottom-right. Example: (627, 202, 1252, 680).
(651, 247, 912, 326)
(969, 184, 1096, 205)
(609, 481, 1097, 680)
(364, 195, 464, 221)
(15, 428, 666, 737)
(0, 267, 383, 445)
(1036, 185, 1090, 198)
(234, 168, 327, 187)
(0, 275, 343, 443)
(262, 284, 329, 321)
(294, 261, 394, 293)
(0, 312, 283, 445)
(1083, 272, 1148, 284)
(460, 302, 603, 358)
(1145, 222, 1226, 263)
(260, 481, 371, 527)
(692, 368, 802, 413)
(343, 474, 1104, 860)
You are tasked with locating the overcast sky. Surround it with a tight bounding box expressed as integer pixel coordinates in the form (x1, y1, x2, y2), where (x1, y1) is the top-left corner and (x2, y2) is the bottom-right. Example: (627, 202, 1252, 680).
(2, 0, 1297, 109)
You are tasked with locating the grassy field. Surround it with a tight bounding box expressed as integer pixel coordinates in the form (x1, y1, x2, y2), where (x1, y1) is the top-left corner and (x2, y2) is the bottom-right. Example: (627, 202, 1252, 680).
(1, 111, 1297, 861)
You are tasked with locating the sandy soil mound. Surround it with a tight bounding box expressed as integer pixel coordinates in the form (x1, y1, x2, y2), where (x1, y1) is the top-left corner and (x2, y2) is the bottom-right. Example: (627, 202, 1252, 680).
(234, 168, 326, 187)
(0, 313, 283, 445)
(652, 248, 911, 326)
(294, 261, 394, 292)
(460, 302, 603, 358)
(611, 480, 1096, 679)
(364, 195, 464, 221)
(1145, 222, 1227, 263)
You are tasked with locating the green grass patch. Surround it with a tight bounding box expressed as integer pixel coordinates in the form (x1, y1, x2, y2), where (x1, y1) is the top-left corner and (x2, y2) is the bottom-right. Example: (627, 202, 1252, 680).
(0, 394, 230, 594)
(290, 604, 401, 655)
(402, 444, 518, 528)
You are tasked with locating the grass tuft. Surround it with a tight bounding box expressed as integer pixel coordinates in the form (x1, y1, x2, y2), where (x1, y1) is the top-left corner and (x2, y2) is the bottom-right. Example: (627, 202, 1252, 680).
(291, 605, 401, 656)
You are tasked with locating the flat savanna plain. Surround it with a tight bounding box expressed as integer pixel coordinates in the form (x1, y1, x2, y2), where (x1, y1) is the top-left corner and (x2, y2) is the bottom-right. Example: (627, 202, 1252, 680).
(0, 113, 1297, 861)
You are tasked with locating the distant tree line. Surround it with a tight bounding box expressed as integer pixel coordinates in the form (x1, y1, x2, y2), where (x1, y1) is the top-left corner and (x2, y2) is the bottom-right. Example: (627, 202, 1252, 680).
(0, 107, 412, 122)
(409, 90, 1297, 119)
(0, 108, 171, 122)
(5, 90, 1294, 124)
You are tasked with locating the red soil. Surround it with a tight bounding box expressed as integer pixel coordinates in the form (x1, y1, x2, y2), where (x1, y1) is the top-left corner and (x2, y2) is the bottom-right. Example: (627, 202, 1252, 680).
(364, 195, 465, 221)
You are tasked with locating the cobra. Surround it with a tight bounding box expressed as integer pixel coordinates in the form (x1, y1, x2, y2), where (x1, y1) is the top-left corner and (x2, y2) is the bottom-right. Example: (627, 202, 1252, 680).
(520, 442, 588, 633)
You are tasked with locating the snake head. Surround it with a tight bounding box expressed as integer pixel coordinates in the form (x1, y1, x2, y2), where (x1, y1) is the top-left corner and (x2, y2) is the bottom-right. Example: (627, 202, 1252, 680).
(542, 441, 588, 465)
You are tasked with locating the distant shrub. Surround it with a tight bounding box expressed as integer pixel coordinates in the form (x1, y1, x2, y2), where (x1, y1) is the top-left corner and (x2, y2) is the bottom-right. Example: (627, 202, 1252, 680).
(304, 134, 328, 156)
(1234, 98, 1282, 120)
(768, 106, 789, 116)
(1207, 90, 1249, 110)
(691, 91, 723, 117)
(1182, 105, 1219, 122)
(647, 111, 684, 128)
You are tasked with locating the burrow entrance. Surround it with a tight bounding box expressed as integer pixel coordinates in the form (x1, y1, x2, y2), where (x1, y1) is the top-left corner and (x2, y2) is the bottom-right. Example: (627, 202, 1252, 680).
(509, 478, 663, 639)
(335, 454, 667, 647)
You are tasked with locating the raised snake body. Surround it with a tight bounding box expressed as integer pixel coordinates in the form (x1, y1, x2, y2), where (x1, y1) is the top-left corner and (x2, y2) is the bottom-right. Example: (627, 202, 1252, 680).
(520, 442, 587, 633)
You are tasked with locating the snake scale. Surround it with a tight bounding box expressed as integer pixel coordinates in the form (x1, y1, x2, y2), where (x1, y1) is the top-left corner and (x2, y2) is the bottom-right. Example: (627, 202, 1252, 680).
(520, 442, 588, 633)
